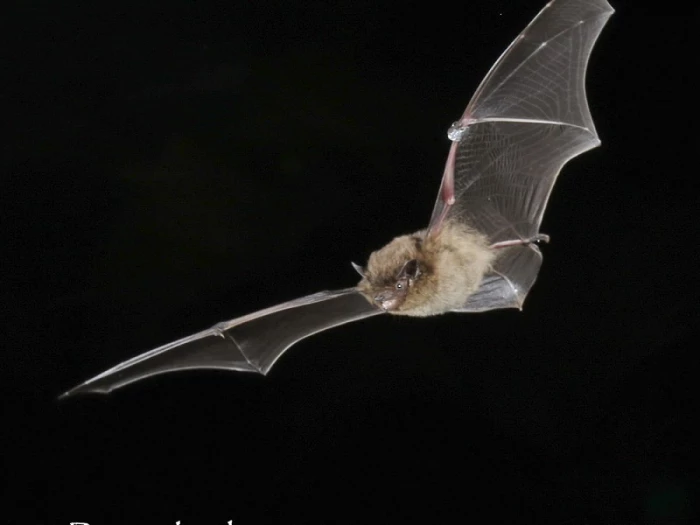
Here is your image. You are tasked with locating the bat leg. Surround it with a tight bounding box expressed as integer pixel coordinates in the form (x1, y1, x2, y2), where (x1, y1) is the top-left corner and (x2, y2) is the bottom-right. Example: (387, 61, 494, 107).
(490, 233, 550, 250)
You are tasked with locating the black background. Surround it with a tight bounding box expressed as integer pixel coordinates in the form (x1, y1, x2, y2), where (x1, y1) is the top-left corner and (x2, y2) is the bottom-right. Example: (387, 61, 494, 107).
(5, 1, 697, 523)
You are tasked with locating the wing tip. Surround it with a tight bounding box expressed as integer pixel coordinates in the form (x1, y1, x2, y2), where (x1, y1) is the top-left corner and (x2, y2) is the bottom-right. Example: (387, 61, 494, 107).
(57, 384, 109, 400)
(57, 390, 72, 401)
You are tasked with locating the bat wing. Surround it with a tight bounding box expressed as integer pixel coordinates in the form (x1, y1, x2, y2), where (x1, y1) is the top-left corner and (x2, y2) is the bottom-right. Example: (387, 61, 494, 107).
(60, 288, 382, 397)
(453, 244, 542, 312)
(427, 0, 614, 312)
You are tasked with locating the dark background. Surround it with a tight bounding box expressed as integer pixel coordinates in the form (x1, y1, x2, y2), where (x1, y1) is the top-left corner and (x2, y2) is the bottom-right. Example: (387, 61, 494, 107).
(4, 0, 697, 523)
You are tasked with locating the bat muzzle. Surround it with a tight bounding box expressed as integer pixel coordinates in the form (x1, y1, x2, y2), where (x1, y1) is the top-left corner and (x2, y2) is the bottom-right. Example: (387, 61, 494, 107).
(374, 291, 402, 311)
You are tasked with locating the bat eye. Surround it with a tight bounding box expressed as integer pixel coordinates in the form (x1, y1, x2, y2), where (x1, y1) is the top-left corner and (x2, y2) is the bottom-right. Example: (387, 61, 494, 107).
(396, 282, 403, 289)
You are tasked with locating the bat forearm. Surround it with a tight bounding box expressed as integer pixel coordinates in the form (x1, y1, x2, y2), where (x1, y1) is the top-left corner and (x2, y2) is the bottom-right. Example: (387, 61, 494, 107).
(490, 234, 550, 250)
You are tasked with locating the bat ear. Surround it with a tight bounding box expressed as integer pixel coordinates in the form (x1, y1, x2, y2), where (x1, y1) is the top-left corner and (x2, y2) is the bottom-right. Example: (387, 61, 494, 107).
(397, 259, 420, 280)
(351, 262, 365, 277)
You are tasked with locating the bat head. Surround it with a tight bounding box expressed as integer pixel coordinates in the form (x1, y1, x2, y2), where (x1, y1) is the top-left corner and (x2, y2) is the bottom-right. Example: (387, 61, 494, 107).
(356, 233, 426, 312)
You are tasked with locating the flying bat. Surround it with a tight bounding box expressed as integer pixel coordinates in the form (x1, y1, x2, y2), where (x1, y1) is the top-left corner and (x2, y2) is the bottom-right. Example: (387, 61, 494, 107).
(60, 0, 614, 398)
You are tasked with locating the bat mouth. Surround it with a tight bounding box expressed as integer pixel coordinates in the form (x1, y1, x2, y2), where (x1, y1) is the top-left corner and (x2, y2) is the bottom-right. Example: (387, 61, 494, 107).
(374, 290, 404, 311)
(376, 299, 398, 311)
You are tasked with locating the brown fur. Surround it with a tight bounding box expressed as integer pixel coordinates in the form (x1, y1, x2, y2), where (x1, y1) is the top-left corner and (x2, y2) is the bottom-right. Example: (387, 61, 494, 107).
(357, 222, 495, 316)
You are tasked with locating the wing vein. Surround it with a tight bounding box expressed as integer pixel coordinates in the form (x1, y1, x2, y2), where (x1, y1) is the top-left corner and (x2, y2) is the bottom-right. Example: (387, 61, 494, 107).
(467, 12, 609, 119)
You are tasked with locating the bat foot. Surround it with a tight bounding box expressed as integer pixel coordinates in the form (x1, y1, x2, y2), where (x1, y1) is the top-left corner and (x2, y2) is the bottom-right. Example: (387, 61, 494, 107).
(490, 233, 550, 250)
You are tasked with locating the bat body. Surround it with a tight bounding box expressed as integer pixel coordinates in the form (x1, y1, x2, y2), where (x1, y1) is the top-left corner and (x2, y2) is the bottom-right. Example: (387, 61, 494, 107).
(60, 0, 614, 398)
(358, 222, 495, 315)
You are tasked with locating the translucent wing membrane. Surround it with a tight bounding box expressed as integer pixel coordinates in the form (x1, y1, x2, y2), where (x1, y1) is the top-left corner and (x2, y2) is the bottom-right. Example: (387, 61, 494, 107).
(454, 245, 542, 312)
(427, 0, 613, 312)
(61, 289, 381, 397)
(465, 0, 614, 131)
(447, 120, 598, 244)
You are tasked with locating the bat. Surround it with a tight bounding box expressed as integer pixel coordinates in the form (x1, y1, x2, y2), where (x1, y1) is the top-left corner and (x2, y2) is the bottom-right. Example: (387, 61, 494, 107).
(60, 0, 614, 398)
